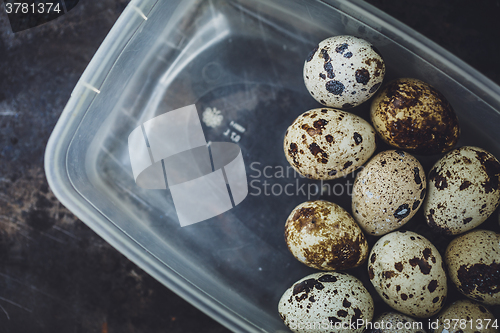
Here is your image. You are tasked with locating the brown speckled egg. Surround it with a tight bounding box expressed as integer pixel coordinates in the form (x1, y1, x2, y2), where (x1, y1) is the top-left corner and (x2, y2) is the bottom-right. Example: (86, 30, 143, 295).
(372, 312, 425, 333)
(285, 200, 369, 271)
(304, 35, 385, 109)
(445, 229, 500, 305)
(368, 230, 447, 318)
(370, 78, 459, 155)
(352, 150, 426, 236)
(424, 146, 500, 235)
(278, 272, 374, 333)
(433, 299, 498, 333)
(284, 108, 376, 180)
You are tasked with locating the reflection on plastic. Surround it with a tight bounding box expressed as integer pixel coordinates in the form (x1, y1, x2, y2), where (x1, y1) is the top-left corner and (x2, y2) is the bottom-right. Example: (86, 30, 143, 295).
(128, 105, 248, 226)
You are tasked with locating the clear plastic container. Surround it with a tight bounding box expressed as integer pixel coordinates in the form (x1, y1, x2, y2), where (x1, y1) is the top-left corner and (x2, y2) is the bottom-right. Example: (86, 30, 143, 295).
(45, 0, 500, 331)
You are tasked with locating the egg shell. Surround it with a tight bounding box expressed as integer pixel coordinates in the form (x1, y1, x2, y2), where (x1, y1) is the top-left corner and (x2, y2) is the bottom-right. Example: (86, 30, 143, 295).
(445, 229, 500, 305)
(352, 150, 426, 236)
(371, 312, 425, 333)
(432, 299, 498, 333)
(278, 272, 374, 333)
(284, 108, 376, 180)
(368, 230, 448, 318)
(285, 200, 369, 270)
(424, 146, 500, 235)
(370, 78, 459, 155)
(303, 35, 385, 108)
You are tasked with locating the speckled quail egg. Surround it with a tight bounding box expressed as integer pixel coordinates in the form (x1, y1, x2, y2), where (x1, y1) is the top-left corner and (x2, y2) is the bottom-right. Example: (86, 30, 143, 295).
(432, 299, 498, 333)
(278, 272, 374, 333)
(368, 230, 447, 318)
(370, 78, 460, 155)
(285, 200, 369, 270)
(352, 150, 426, 236)
(445, 229, 500, 305)
(304, 35, 385, 109)
(424, 146, 500, 235)
(284, 108, 376, 180)
(371, 312, 425, 333)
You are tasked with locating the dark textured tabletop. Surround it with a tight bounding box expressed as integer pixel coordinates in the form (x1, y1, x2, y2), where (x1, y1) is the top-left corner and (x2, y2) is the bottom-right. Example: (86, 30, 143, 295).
(0, 1, 499, 332)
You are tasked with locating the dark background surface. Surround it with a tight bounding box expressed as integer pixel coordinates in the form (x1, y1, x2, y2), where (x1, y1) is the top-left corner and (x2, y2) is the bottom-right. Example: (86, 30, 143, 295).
(0, 0, 499, 332)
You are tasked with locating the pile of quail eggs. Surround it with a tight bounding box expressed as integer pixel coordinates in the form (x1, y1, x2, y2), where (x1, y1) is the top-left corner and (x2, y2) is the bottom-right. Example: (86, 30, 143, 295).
(279, 35, 500, 333)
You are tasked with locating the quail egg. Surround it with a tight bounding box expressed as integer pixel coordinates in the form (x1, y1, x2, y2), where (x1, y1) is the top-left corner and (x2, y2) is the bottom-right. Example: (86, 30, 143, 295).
(285, 200, 369, 270)
(368, 230, 447, 318)
(370, 78, 460, 155)
(352, 150, 426, 236)
(445, 229, 500, 305)
(278, 272, 374, 333)
(284, 108, 376, 180)
(304, 35, 385, 108)
(424, 146, 500, 235)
